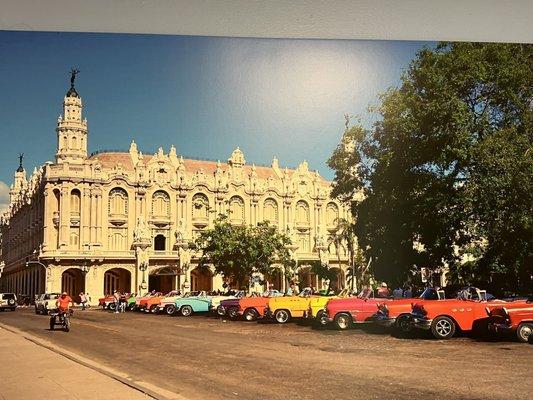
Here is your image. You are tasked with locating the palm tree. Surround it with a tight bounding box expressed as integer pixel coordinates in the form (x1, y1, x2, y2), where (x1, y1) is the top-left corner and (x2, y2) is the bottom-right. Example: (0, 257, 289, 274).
(329, 218, 360, 292)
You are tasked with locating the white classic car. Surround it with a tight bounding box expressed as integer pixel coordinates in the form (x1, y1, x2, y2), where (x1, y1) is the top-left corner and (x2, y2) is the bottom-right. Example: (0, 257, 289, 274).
(35, 293, 62, 315)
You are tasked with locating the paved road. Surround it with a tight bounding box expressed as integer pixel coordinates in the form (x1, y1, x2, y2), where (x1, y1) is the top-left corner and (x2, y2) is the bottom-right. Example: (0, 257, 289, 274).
(0, 308, 531, 400)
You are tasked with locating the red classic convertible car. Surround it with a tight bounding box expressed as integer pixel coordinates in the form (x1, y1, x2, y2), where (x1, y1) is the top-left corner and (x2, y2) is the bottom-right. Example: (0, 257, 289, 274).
(487, 301, 533, 342)
(410, 287, 529, 339)
(321, 289, 387, 330)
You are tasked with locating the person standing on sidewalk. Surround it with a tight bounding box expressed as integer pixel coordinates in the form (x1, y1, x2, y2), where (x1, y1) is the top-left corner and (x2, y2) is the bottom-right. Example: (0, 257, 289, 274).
(79, 292, 87, 310)
(113, 290, 121, 314)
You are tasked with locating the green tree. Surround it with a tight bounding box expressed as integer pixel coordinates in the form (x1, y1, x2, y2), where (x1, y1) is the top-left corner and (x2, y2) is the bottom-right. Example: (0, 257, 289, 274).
(195, 216, 293, 289)
(328, 42, 532, 292)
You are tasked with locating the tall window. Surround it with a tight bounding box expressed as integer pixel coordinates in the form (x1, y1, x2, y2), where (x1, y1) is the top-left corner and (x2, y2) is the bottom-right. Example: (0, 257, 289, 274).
(326, 203, 339, 228)
(295, 200, 310, 226)
(109, 188, 128, 216)
(263, 198, 278, 225)
(152, 190, 170, 217)
(192, 193, 209, 220)
(229, 196, 245, 224)
(70, 189, 81, 217)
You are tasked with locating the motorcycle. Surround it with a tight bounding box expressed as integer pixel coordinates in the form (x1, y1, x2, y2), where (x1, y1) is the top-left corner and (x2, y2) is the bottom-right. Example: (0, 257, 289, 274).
(49, 309, 73, 332)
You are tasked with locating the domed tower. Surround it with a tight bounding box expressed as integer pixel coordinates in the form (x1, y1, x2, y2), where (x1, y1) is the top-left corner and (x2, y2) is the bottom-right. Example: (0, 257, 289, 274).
(10, 154, 27, 202)
(55, 69, 88, 163)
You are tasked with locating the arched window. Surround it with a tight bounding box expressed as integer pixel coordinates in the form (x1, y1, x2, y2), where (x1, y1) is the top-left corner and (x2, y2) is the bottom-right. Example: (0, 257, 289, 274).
(109, 188, 128, 216)
(229, 196, 245, 224)
(192, 193, 209, 220)
(70, 189, 81, 216)
(326, 202, 339, 228)
(295, 200, 310, 226)
(152, 190, 170, 217)
(263, 198, 278, 225)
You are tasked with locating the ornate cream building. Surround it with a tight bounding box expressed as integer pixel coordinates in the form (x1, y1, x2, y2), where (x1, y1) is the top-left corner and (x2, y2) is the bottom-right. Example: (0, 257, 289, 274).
(0, 76, 350, 303)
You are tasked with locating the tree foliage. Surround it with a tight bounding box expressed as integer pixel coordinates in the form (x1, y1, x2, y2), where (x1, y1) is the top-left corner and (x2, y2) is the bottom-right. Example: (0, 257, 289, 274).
(195, 216, 293, 286)
(328, 42, 533, 292)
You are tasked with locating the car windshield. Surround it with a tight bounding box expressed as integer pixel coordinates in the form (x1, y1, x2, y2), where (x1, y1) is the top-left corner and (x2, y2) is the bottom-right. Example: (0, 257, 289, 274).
(3, 293, 15, 299)
(420, 288, 439, 300)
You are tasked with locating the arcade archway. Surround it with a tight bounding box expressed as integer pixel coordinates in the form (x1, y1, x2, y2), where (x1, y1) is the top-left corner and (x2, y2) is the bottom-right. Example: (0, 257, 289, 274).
(190, 266, 213, 291)
(103, 268, 131, 295)
(149, 266, 180, 293)
(62, 268, 85, 302)
(298, 266, 318, 290)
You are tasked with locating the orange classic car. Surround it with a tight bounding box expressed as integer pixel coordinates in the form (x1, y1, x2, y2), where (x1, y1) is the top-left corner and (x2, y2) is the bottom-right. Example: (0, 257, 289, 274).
(238, 290, 283, 321)
(372, 287, 445, 333)
(410, 287, 529, 339)
(488, 300, 533, 342)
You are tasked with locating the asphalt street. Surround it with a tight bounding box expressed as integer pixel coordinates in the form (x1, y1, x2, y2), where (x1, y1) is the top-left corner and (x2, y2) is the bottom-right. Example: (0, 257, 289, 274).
(0, 308, 531, 400)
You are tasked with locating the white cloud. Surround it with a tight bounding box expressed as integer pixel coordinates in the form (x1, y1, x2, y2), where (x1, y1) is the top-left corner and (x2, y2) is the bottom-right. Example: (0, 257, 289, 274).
(0, 181, 10, 215)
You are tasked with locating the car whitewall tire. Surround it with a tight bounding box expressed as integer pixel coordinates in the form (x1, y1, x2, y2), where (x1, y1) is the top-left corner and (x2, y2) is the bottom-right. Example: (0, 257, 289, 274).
(517, 323, 533, 343)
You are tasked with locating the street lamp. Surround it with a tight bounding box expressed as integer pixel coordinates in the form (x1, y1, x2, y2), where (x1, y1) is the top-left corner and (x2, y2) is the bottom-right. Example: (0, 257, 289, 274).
(139, 262, 148, 290)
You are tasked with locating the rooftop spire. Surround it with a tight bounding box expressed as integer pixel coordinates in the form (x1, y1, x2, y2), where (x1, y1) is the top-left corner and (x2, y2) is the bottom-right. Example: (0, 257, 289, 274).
(66, 68, 80, 98)
(16, 153, 24, 172)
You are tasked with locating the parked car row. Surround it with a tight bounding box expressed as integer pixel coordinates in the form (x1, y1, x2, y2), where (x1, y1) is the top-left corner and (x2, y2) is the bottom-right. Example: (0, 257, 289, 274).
(29, 286, 533, 344)
(94, 286, 533, 343)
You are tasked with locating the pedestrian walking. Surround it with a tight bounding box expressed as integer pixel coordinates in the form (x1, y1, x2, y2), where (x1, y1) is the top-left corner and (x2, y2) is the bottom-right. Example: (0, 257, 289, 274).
(79, 292, 87, 310)
(119, 292, 127, 313)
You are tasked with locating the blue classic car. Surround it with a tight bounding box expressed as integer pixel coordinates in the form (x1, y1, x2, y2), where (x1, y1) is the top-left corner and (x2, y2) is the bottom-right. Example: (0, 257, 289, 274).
(173, 292, 212, 316)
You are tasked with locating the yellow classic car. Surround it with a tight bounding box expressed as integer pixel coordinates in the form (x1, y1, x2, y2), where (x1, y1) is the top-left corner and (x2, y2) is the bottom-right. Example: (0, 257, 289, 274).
(265, 288, 340, 324)
(307, 288, 352, 320)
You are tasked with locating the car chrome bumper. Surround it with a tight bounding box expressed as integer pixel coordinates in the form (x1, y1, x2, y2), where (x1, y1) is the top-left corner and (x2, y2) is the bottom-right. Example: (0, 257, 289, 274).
(488, 322, 513, 334)
(372, 313, 396, 327)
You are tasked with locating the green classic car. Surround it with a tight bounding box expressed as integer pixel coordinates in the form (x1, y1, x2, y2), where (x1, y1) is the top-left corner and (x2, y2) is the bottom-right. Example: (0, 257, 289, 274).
(172, 292, 212, 316)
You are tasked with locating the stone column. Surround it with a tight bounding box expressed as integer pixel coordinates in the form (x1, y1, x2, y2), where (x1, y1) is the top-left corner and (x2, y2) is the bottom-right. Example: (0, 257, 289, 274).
(96, 191, 103, 244)
(89, 191, 96, 244)
(82, 188, 91, 246)
(59, 186, 70, 248)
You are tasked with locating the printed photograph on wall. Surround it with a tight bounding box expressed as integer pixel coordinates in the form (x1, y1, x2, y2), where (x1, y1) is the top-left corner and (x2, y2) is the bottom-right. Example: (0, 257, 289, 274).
(0, 29, 531, 400)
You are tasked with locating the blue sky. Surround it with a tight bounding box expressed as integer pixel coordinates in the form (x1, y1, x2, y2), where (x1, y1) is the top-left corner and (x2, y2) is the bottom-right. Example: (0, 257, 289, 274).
(0, 31, 429, 210)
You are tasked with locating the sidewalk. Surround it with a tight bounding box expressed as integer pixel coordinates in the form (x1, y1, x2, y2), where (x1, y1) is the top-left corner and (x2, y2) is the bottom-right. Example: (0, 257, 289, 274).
(0, 326, 152, 400)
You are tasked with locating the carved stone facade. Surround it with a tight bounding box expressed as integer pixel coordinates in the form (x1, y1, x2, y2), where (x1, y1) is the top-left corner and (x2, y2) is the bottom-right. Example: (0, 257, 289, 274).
(0, 78, 351, 303)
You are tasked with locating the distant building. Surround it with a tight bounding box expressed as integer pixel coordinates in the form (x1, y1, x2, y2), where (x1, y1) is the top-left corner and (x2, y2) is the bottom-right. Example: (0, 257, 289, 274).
(0, 75, 351, 302)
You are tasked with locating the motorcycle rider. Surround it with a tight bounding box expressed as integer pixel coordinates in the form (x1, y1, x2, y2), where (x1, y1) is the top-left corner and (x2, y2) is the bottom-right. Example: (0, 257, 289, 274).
(52, 292, 73, 325)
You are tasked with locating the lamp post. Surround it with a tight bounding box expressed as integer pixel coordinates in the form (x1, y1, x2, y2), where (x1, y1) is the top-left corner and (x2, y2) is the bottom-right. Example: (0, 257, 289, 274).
(26, 260, 48, 297)
(176, 237, 190, 292)
(139, 262, 148, 291)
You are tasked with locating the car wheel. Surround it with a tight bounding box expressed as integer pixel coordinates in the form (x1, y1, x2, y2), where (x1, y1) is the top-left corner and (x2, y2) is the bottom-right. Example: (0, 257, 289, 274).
(431, 316, 456, 339)
(334, 313, 352, 330)
(395, 314, 413, 334)
(109, 302, 116, 311)
(166, 304, 177, 315)
(216, 305, 226, 316)
(149, 305, 158, 313)
(274, 309, 290, 324)
(243, 308, 258, 321)
(181, 305, 193, 317)
(228, 306, 239, 319)
(516, 323, 533, 343)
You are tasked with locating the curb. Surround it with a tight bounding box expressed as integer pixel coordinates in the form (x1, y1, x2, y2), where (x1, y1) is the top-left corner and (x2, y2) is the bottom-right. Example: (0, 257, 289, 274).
(0, 322, 187, 400)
